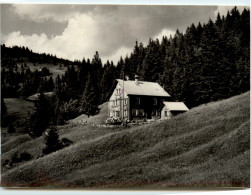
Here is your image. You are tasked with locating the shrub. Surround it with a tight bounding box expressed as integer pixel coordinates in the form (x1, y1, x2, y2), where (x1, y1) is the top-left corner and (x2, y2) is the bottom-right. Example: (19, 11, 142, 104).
(11, 151, 21, 164)
(20, 151, 32, 161)
(10, 151, 33, 164)
(7, 122, 16, 135)
(61, 138, 73, 147)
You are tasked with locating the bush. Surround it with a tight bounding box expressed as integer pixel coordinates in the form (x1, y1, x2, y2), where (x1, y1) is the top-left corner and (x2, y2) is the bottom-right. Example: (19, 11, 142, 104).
(7, 122, 16, 135)
(61, 138, 73, 147)
(11, 151, 21, 164)
(10, 151, 32, 164)
(20, 151, 32, 161)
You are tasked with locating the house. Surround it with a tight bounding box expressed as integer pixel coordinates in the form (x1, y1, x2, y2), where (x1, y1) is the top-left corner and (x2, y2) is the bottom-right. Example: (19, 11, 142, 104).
(161, 102, 189, 120)
(108, 75, 189, 121)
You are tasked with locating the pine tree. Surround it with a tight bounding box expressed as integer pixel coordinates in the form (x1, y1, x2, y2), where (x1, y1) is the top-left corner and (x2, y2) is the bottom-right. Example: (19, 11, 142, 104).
(1, 97, 8, 126)
(48, 76, 54, 92)
(82, 73, 99, 117)
(42, 126, 61, 155)
(8, 122, 16, 135)
(100, 61, 116, 103)
(91, 51, 103, 84)
(140, 39, 162, 81)
(28, 92, 52, 138)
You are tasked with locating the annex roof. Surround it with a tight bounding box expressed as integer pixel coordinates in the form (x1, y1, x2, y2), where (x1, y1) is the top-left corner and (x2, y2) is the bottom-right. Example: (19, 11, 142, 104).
(116, 79, 170, 97)
(163, 102, 189, 111)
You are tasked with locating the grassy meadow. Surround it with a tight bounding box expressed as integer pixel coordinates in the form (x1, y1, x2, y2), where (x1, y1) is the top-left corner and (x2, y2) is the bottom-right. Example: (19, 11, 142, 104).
(4, 98, 34, 119)
(70, 102, 108, 124)
(1, 91, 250, 188)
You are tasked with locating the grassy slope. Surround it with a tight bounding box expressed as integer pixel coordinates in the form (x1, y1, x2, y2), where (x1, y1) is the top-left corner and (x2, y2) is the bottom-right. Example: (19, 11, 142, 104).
(70, 102, 108, 124)
(1, 123, 121, 173)
(4, 98, 34, 118)
(1, 92, 250, 188)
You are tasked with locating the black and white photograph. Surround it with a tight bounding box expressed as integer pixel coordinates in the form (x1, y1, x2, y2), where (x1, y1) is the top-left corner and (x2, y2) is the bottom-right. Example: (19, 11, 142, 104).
(0, 1, 250, 190)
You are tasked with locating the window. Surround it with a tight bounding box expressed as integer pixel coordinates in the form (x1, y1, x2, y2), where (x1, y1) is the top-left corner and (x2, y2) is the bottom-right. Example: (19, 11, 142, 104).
(165, 111, 167, 117)
(136, 97, 140, 105)
(152, 109, 156, 116)
(116, 111, 120, 117)
(153, 98, 157, 105)
(115, 99, 120, 106)
(124, 110, 127, 117)
(138, 109, 144, 116)
(132, 109, 144, 116)
(152, 109, 159, 116)
(132, 109, 137, 116)
(124, 99, 127, 105)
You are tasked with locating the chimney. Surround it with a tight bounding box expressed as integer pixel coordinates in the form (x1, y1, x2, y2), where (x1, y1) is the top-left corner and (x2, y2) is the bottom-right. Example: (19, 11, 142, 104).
(135, 75, 139, 85)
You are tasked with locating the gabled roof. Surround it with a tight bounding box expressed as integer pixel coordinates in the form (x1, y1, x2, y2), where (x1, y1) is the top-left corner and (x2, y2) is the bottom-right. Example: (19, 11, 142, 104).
(163, 102, 189, 111)
(116, 79, 170, 97)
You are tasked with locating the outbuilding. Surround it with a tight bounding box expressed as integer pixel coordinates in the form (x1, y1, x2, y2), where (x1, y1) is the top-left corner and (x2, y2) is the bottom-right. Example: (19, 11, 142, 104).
(161, 102, 189, 120)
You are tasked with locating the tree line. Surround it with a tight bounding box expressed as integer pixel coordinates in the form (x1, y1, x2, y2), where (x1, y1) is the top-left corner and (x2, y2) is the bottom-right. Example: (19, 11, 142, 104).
(121, 7, 250, 108)
(1, 7, 249, 138)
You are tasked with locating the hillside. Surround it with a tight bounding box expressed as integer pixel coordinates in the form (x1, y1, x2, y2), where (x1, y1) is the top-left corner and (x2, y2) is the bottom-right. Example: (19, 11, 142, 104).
(4, 98, 34, 118)
(1, 91, 250, 188)
(70, 102, 108, 124)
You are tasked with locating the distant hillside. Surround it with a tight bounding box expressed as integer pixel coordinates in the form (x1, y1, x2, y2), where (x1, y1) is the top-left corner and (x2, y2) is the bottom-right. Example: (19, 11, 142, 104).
(1, 91, 250, 188)
(1, 45, 76, 66)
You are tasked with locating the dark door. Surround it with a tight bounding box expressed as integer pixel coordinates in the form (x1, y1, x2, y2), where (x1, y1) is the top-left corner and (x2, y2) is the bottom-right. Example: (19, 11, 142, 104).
(146, 110, 152, 119)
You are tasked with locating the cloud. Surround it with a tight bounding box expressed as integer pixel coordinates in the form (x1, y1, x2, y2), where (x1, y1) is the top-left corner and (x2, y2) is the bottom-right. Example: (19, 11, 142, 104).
(215, 5, 249, 17)
(11, 4, 80, 22)
(4, 14, 100, 61)
(4, 5, 220, 63)
(153, 28, 176, 41)
(102, 46, 133, 63)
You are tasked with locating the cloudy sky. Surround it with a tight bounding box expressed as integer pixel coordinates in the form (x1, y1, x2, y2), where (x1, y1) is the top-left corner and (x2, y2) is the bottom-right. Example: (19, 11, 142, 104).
(1, 4, 247, 63)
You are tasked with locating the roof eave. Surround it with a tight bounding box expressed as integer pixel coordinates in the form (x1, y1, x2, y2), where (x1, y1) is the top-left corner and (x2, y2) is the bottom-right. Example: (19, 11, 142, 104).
(127, 94, 170, 97)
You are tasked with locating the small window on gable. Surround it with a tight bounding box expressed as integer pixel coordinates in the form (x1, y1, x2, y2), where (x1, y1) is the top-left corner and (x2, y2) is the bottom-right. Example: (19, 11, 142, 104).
(153, 98, 157, 105)
(136, 97, 140, 105)
(165, 111, 167, 117)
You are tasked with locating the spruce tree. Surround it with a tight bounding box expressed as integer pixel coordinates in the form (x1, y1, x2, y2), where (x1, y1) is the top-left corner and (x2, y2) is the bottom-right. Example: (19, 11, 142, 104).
(28, 92, 52, 138)
(42, 126, 61, 155)
(8, 122, 16, 135)
(82, 73, 99, 117)
(1, 97, 7, 126)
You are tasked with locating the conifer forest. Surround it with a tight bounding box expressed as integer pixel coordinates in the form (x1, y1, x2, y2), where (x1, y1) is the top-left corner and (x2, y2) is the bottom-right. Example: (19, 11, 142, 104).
(1, 7, 250, 138)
